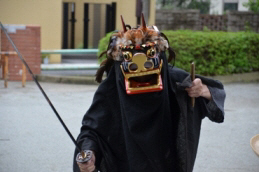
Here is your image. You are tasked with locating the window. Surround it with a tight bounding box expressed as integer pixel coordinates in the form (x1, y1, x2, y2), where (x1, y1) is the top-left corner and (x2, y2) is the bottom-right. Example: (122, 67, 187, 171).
(224, 2, 238, 11)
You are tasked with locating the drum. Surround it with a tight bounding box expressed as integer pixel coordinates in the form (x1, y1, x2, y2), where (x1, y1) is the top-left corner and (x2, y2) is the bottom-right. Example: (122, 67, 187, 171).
(250, 134, 259, 157)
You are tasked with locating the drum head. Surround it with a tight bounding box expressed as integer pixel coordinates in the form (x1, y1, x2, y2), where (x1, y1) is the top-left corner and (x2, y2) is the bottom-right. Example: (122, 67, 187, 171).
(250, 134, 259, 157)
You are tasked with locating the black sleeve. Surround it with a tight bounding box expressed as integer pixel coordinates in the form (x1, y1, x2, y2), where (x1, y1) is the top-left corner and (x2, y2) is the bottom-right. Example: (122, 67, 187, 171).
(198, 75, 226, 123)
(73, 85, 112, 171)
(78, 90, 111, 153)
(170, 67, 226, 123)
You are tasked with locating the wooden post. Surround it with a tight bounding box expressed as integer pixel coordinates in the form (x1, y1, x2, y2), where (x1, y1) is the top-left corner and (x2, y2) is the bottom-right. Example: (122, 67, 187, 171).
(1, 51, 19, 87)
(4, 55, 8, 88)
(191, 62, 195, 107)
(22, 64, 26, 87)
(1, 57, 4, 79)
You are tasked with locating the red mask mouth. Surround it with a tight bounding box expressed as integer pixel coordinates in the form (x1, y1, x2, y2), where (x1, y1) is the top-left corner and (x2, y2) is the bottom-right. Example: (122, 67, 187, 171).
(124, 73, 163, 94)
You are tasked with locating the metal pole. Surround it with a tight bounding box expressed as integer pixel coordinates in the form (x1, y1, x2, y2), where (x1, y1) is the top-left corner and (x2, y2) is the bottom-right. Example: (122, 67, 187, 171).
(70, 3, 76, 49)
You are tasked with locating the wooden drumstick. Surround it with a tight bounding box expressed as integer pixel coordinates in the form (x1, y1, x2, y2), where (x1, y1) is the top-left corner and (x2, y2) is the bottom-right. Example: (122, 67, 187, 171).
(191, 62, 195, 107)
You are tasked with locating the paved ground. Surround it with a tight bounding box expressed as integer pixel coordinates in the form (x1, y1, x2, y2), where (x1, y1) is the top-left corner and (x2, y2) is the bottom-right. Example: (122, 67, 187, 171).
(0, 80, 259, 172)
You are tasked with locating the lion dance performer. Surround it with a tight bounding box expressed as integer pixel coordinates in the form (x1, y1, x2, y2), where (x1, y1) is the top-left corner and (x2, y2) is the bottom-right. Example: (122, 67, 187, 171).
(73, 15, 226, 172)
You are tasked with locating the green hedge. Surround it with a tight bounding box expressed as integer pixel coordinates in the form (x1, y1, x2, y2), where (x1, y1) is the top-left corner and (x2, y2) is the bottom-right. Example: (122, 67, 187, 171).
(98, 32, 113, 63)
(98, 30, 259, 76)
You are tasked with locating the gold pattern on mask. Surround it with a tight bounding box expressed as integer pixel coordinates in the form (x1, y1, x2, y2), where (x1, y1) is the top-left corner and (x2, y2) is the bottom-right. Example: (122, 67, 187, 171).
(122, 51, 132, 61)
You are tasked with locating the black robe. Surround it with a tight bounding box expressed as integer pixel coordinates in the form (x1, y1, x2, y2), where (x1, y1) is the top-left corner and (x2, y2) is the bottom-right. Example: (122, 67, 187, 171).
(73, 53, 225, 172)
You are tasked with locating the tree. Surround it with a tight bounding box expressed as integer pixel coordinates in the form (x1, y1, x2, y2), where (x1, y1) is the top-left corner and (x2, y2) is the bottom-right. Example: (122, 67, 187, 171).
(156, 0, 187, 9)
(243, 0, 259, 13)
(187, 0, 210, 14)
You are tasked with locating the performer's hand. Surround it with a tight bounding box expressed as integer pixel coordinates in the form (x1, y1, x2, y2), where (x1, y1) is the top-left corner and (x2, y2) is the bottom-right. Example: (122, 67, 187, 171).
(185, 78, 211, 100)
(77, 153, 96, 172)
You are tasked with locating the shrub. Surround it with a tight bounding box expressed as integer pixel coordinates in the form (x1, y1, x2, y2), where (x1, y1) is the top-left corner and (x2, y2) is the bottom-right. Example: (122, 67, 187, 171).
(97, 32, 113, 63)
(164, 30, 259, 75)
(98, 30, 259, 76)
(243, 0, 259, 14)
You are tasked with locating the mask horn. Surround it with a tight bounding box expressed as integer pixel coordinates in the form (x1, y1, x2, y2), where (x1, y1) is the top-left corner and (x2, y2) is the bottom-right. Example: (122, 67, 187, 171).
(141, 13, 147, 30)
(120, 15, 127, 33)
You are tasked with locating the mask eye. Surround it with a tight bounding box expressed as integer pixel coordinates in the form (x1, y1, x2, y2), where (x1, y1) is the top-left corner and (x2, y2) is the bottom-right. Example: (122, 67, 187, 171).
(147, 48, 156, 58)
(122, 51, 132, 61)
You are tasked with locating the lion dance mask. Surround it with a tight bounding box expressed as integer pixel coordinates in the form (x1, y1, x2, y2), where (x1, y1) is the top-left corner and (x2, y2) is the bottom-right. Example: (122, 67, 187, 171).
(96, 14, 175, 94)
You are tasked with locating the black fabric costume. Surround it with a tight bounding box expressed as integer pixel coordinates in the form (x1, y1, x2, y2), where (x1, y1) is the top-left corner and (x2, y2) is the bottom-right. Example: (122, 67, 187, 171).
(73, 52, 225, 172)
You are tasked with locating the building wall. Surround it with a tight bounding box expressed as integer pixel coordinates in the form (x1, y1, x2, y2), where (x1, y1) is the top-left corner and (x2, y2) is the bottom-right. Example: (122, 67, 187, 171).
(117, 0, 156, 31)
(63, 0, 156, 49)
(63, 0, 156, 30)
(0, 0, 156, 63)
(210, 0, 249, 15)
(0, 0, 62, 63)
(210, 0, 224, 14)
(1, 25, 41, 81)
(238, 0, 250, 11)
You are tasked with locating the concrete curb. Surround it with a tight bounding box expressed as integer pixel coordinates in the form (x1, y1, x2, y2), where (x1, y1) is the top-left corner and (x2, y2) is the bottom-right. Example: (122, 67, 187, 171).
(36, 75, 98, 85)
(36, 71, 259, 85)
(209, 72, 259, 84)
(41, 63, 99, 70)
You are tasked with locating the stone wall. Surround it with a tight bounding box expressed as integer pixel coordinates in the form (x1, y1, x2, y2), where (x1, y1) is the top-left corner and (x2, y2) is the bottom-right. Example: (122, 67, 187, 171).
(227, 11, 259, 32)
(155, 10, 201, 31)
(155, 10, 259, 32)
(200, 14, 228, 31)
(1, 25, 41, 81)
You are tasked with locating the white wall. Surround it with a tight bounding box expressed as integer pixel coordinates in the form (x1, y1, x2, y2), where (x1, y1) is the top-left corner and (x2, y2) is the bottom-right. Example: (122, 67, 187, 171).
(238, 0, 250, 11)
(210, 0, 224, 14)
(210, 0, 249, 15)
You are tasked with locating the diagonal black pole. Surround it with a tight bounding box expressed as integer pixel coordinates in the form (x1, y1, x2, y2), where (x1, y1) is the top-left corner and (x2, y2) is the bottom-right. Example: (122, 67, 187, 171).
(0, 22, 82, 153)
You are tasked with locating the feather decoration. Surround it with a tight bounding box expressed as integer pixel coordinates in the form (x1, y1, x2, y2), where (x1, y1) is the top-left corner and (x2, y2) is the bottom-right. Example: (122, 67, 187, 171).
(159, 32, 175, 63)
